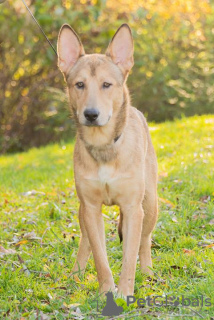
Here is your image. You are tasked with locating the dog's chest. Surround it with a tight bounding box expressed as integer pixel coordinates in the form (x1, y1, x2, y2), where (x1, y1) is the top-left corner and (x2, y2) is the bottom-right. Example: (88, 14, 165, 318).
(98, 164, 116, 205)
(98, 164, 114, 184)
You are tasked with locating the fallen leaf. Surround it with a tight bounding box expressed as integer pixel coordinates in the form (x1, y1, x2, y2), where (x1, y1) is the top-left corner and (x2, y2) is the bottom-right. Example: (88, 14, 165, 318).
(63, 302, 80, 309)
(43, 265, 50, 272)
(33, 311, 51, 320)
(73, 274, 81, 283)
(76, 307, 81, 314)
(17, 255, 31, 276)
(183, 248, 195, 255)
(199, 195, 210, 203)
(21, 190, 45, 197)
(23, 231, 41, 240)
(204, 244, 214, 248)
(86, 274, 96, 282)
(209, 219, 214, 225)
(0, 246, 16, 256)
(198, 237, 214, 247)
(47, 293, 53, 300)
(173, 179, 183, 184)
(15, 240, 28, 246)
(159, 197, 175, 208)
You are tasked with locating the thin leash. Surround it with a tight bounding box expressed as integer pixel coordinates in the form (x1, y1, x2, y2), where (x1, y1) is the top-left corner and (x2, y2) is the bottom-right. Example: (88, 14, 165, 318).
(0, 0, 58, 56)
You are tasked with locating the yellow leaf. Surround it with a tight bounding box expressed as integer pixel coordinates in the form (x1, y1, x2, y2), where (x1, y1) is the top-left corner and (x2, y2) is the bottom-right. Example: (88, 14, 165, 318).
(183, 248, 195, 255)
(205, 244, 214, 248)
(15, 240, 28, 246)
(86, 273, 96, 282)
(43, 264, 50, 271)
(159, 197, 175, 207)
(73, 274, 81, 283)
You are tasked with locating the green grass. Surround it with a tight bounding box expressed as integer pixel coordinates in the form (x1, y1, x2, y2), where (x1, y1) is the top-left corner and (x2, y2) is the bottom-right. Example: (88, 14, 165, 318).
(0, 115, 213, 320)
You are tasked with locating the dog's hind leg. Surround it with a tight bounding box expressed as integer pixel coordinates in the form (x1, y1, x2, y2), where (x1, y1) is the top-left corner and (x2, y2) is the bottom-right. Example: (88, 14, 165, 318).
(118, 210, 123, 243)
(72, 204, 91, 274)
(139, 191, 158, 275)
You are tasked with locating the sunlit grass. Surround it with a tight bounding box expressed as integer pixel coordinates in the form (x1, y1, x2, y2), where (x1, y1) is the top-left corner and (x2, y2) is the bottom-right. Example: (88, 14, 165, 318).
(0, 115, 213, 319)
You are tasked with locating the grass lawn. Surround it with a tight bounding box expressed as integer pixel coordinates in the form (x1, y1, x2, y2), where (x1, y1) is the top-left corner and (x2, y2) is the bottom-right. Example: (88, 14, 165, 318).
(0, 115, 213, 320)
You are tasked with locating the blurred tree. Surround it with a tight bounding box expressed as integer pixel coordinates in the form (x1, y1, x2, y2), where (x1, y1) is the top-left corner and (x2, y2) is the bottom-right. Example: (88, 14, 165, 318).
(0, 0, 213, 153)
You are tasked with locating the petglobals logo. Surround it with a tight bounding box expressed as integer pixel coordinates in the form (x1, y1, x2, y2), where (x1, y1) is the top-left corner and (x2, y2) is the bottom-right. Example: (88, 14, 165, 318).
(127, 295, 212, 308)
(93, 291, 124, 317)
(93, 292, 212, 318)
(101, 292, 123, 316)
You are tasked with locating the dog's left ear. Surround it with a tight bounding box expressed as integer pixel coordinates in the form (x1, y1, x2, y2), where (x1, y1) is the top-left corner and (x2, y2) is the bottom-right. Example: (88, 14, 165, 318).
(106, 24, 134, 76)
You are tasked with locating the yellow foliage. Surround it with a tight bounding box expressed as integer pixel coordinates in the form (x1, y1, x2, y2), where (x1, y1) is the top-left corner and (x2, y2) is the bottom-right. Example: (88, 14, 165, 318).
(63, 0, 71, 9)
(18, 34, 24, 45)
(5, 91, 11, 98)
(21, 88, 29, 97)
(14, 68, 25, 80)
(106, 0, 211, 22)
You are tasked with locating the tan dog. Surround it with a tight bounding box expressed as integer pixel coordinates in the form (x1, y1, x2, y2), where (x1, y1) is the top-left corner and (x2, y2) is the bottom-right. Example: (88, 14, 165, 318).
(57, 24, 158, 297)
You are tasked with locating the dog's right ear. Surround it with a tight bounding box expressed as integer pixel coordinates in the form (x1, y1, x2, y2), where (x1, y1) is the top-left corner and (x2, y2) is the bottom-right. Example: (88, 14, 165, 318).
(57, 24, 85, 74)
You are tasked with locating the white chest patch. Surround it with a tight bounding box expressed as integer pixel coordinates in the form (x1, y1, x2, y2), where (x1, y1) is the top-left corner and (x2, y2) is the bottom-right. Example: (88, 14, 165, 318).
(98, 164, 114, 185)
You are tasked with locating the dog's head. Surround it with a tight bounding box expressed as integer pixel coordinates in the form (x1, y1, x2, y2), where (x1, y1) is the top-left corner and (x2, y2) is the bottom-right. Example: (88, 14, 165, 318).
(57, 24, 134, 128)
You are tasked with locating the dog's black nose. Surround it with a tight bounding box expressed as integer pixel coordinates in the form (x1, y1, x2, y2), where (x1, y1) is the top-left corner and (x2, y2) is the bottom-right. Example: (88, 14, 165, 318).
(84, 108, 99, 122)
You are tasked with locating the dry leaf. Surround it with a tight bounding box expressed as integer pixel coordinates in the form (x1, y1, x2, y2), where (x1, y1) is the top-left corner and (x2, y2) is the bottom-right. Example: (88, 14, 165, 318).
(22, 190, 45, 197)
(73, 274, 81, 283)
(63, 302, 80, 309)
(15, 240, 28, 246)
(200, 195, 211, 203)
(209, 219, 214, 225)
(0, 246, 16, 256)
(204, 244, 214, 248)
(159, 197, 175, 208)
(183, 248, 195, 255)
(23, 231, 41, 240)
(86, 273, 96, 282)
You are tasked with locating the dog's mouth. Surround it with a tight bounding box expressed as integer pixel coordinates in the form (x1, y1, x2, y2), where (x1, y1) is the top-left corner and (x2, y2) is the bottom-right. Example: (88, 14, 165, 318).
(83, 121, 102, 127)
(82, 115, 111, 127)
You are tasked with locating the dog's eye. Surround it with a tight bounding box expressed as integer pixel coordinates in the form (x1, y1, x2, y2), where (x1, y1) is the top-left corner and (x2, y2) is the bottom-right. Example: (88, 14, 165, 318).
(103, 82, 112, 89)
(75, 82, 84, 89)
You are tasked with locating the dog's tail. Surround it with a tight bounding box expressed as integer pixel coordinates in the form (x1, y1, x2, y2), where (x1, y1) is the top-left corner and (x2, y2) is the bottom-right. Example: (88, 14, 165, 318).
(118, 211, 123, 243)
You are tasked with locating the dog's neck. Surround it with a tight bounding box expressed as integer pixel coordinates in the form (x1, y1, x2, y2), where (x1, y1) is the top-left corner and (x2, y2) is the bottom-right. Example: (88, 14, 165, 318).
(74, 87, 129, 163)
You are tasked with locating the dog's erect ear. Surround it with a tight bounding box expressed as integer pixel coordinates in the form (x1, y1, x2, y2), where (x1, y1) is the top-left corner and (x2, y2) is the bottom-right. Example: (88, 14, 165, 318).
(106, 24, 134, 75)
(57, 24, 85, 74)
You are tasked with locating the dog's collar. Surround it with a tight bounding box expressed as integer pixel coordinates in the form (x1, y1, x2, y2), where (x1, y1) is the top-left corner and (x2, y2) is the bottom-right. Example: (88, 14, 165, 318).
(114, 134, 122, 143)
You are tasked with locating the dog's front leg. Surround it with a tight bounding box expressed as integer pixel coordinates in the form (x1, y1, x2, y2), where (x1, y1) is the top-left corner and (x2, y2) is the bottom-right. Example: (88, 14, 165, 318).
(118, 203, 144, 297)
(72, 204, 91, 275)
(83, 202, 115, 294)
